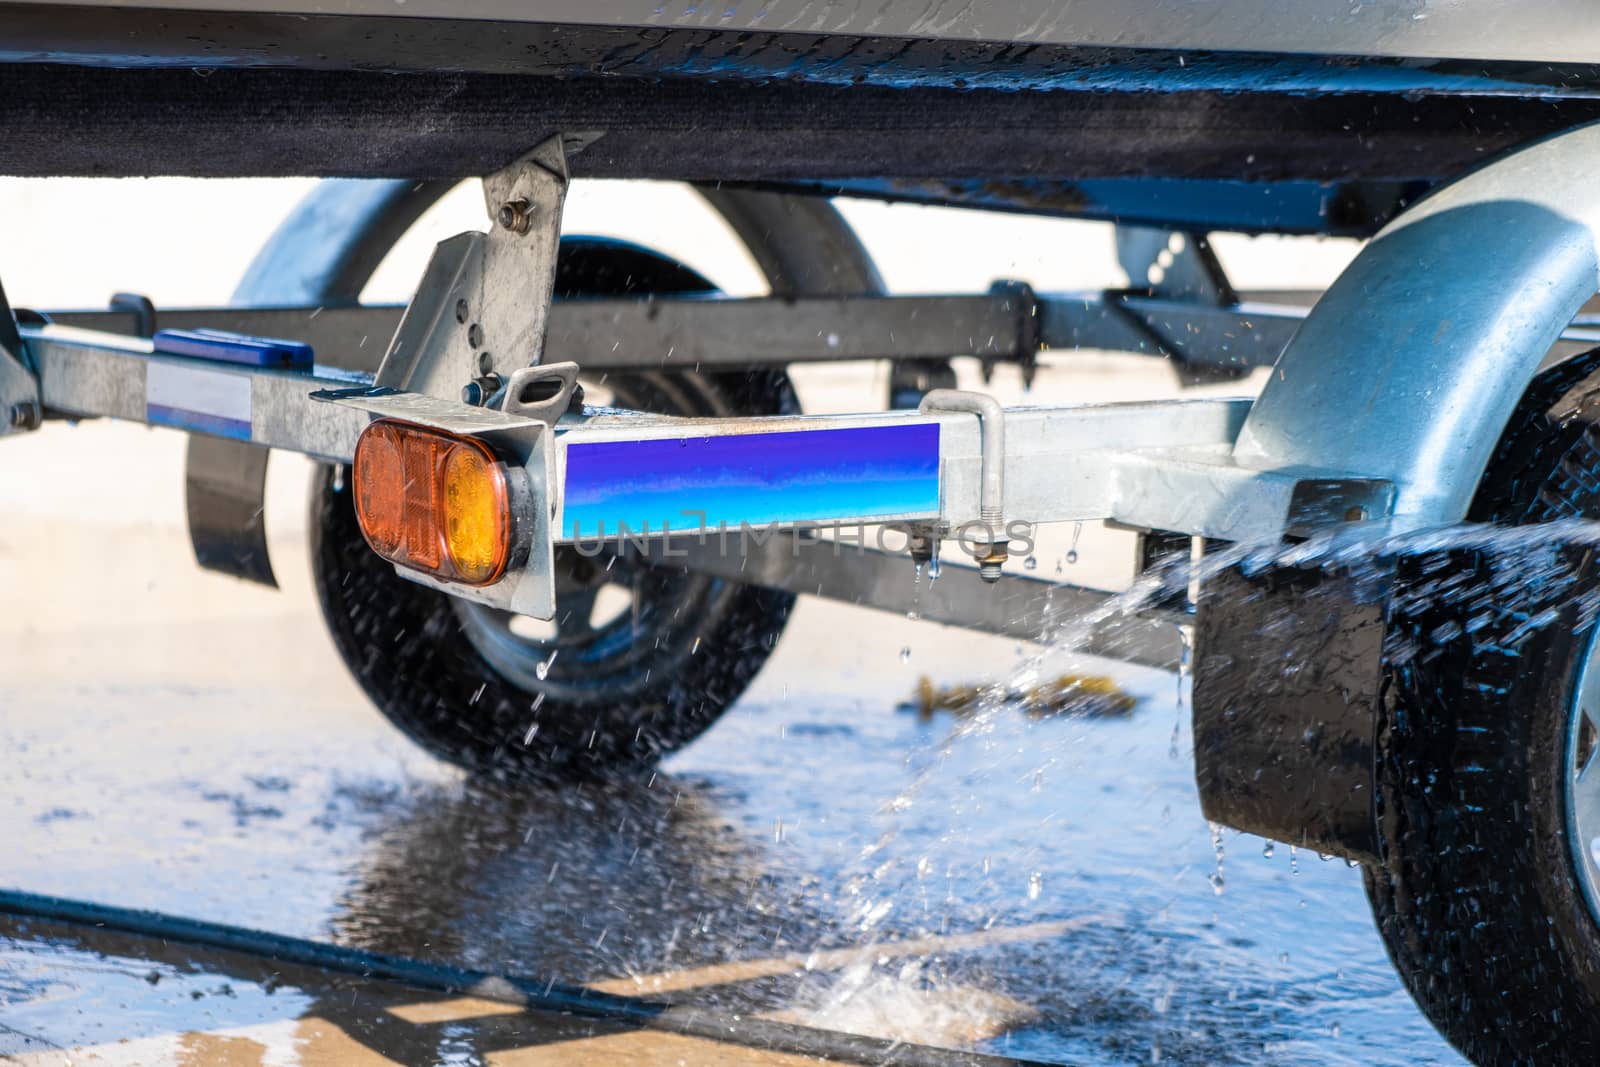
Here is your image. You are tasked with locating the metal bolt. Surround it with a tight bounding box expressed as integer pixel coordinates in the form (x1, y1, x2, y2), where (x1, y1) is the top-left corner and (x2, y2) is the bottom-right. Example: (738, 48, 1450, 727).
(7, 401, 40, 430)
(463, 372, 504, 407)
(976, 516, 1007, 583)
(497, 199, 533, 235)
(978, 552, 1007, 583)
(907, 527, 935, 567)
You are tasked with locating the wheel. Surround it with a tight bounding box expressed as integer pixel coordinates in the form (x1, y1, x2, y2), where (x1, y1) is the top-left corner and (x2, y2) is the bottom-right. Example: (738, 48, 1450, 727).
(1364, 348, 1600, 1064)
(309, 238, 796, 780)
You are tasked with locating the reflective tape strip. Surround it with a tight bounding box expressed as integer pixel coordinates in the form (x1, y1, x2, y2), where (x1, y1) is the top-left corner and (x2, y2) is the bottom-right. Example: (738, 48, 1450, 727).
(560, 422, 940, 540)
(145, 362, 252, 440)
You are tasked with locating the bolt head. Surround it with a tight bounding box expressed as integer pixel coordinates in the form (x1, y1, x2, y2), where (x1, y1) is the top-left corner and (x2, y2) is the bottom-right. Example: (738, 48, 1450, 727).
(460, 381, 485, 406)
(7, 401, 40, 430)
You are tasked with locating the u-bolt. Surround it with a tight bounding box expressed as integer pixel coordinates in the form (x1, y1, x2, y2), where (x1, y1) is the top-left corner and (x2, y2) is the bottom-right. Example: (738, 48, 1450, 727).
(918, 388, 1007, 582)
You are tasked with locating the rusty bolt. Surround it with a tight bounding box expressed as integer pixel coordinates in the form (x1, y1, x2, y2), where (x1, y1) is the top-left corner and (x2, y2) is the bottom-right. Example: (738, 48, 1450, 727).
(497, 199, 533, 235)
(977, 549, 1007, 584)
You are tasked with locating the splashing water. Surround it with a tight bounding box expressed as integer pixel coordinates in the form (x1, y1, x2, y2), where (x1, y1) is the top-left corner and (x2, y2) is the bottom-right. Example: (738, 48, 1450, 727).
(743, 519, 1600, 1061)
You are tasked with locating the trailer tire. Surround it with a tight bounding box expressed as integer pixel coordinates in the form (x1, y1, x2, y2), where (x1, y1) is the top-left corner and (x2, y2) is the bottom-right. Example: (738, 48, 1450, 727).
(1365, 349, 1600, 1065)
(308, 240, 796, 781)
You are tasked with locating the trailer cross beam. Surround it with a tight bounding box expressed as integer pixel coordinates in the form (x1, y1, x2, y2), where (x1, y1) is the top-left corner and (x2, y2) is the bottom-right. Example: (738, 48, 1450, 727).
(15, 316, 1391, 634)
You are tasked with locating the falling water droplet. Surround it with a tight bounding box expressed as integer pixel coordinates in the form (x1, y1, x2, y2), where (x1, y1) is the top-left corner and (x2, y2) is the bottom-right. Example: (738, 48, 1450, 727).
(1261, 841, 1275, 859)
(773, 819, 785, 843)
(928, 556, 942, 581)
(1208, 821, 1226, 895)
(1065, 549, 1079, 564)
(1024, 556, 1038, 570)
(899, 647, 912, 663)
(916, 856, 933, 878)
(1172, 624, 1193, 759)
(1027, 871, 1043, 900)
(536, 652, 557, 681)
(982, 856, 992, 875)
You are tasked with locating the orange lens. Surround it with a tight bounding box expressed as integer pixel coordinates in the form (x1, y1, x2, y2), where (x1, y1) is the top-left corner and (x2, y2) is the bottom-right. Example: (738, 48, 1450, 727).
(352, 420, 510, 586)
(352, 423, 403, 554)
(442, 443, 507, 584)
(400, 430, 443, 571)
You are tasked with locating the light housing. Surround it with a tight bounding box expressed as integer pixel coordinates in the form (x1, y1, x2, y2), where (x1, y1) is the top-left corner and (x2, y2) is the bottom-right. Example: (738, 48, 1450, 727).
(352, 420, 511, 586)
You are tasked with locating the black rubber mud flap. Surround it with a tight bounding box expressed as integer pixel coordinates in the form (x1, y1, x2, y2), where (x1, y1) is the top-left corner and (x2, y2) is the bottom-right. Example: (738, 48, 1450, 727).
(185, 434, 277, 588)
(1191, 557, 1395, 863)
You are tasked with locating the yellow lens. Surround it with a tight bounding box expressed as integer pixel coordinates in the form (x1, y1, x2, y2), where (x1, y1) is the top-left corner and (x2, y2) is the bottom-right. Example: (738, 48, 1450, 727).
(442, 442, 508, 584)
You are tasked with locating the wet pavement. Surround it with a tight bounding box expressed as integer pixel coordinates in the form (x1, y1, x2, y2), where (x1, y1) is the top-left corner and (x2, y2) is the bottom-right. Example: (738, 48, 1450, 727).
(0, 403, 1467, 1066)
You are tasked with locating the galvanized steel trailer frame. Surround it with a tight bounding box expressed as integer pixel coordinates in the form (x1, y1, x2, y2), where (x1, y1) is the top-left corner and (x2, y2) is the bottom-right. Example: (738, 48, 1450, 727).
(8, 125, 1600, 644)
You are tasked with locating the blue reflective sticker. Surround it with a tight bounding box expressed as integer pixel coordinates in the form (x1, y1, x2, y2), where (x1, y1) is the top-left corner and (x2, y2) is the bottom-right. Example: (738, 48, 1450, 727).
(562, 423, 940, 539)
(153, 328, 313, 370)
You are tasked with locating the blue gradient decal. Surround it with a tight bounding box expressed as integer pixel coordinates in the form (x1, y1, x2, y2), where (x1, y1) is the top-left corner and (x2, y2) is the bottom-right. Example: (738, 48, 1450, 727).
(562, 424, 939, 539)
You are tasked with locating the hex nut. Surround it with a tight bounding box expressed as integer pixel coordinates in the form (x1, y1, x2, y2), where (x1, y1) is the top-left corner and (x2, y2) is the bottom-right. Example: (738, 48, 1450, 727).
(497, 199, 533, 235)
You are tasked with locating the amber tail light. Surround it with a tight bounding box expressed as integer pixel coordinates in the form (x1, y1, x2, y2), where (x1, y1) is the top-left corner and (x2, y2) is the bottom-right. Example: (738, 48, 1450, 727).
(352, 420, 511, 586)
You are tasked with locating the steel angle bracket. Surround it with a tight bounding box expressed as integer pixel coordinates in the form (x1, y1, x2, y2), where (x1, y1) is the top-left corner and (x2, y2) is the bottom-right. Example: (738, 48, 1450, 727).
(311, 387, 559, 619)
(375, 138, 569, 404)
